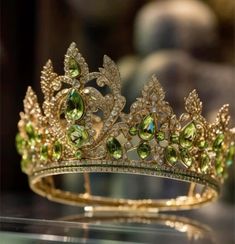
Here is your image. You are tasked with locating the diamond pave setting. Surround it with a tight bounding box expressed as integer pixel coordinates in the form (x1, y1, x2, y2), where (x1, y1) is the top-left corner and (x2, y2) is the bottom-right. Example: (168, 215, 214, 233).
(16, 42, 235, 188)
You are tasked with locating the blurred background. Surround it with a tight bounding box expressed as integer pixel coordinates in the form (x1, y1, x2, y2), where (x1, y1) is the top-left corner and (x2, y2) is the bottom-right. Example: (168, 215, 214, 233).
(0, 0, 235, 242)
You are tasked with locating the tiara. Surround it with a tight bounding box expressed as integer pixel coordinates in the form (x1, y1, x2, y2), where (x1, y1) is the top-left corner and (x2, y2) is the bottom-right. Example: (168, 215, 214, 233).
(16, 43, 235, 212)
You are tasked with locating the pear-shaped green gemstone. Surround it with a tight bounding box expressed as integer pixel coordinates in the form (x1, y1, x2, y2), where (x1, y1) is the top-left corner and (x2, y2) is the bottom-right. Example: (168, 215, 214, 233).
(213, 134, 224, 151)
(179, 122, 197, 148)
(200, 153, 210, 172)
(226, 144, 235, 167)
(15, 133, 26, 155)
(156, 131, 165, 142)
(40, 144, 49, 161)
(68, 58, 81, 78)
(67, 125, 88, 148)
(65, 89, 85, 121)
(170, 134, 179, 144)
(165, 146, 178, 165)
(139, 114, 156, 141)
(137, 142, 151, 159)
(129, 126, 138, 136)
(52, 141, 62, 161)
(106, 137, 122, 159)
(180, 149, 192, 167)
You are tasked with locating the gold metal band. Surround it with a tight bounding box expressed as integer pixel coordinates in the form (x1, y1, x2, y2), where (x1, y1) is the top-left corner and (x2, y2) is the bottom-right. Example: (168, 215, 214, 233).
(29, 160, 219, 212)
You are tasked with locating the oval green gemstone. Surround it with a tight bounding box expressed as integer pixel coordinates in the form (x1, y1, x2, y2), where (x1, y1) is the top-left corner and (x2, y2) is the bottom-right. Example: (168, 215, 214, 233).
(52, 141, 62, 161)
(165, 146, 178, 165)
(213, 134, 224, 151)
(68, 58, 81, 78)
(156, 131, 165, 142)
(215, 162, 224, 175)
(226, 144, 235, 167)
(75, 150, 82, 159)
(67, 125, 89, 148)
(106, 137, 122, 159)
(129, 126, 138, 136)
(198, 139, 208, 149)
(40, 144, 49, 161)
(170, 134, 179, 144)
(180, 149, 192, 167)
(15, 133, 26, 154)
(137, 142, 151, 159)
(179, 122, 197, 148)
(200, 153, 210, 173)
(139, 114, 156, 141)
(65, 89, 85, 121)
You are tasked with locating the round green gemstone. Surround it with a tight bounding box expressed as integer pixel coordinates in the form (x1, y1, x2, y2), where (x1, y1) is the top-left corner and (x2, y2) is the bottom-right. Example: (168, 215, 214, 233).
(137, 142, 151, 159)
(170, 134, 179, 144)
(213, 134, 224, 151)
(52, 141, 62, 161)
(139, 114, 156, 141)
(165, 146, 178, 165)
(15, 133, 26, 154)
(129, 126, 138, 136)
(40, 144, 49, 161)
(226, 144, 235, 167)
(68, 58, 81, 78)
(179, 122, 197, 148)
(200, 153, 210, 173)
(67, 125, 89, 148)
(198, 139, 208, 149)
(106, 137, 122, 159)
(180, 149, 192, 167)
(75, 150, 82, 159)
(156, 131, 165, 142)
(65, 89, 85, 121)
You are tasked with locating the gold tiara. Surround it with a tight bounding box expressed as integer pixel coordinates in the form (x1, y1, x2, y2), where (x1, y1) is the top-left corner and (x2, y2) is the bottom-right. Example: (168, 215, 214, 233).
(16, 42, 235, 212)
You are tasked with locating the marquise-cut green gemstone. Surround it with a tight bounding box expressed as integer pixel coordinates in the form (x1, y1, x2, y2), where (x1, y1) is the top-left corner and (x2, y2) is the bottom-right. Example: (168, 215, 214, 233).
(106, 137, 122, 159)
(200, 153, 210, 173)
(226, 144, 235, 167)
(179, 122, 197, 148)
(67, 125, 88, 148)
(40, 144, 49, 161)
(180, 149, 192, 167)
(129, 126, 138, 136)
(156, 131, 165, 141)
(213, 134, 224, 151)
(165, 146, 178, 165)
(52, 141, 62, 161)
(15, 133, 26, 154)
(139, 114, 156, 141)
(68, 58, 81, 78)
(170, 134, 179, 143)
(137, 142, 151, 159)
(65, 89, 85, 121)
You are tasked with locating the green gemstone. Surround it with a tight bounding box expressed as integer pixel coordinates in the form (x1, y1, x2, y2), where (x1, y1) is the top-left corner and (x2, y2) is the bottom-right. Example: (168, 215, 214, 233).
(180, 149, 192, 167)
(215, 162, 224, 175)
(25, 122, 35, 140)
(156, 131, 165, 141)
(165, 146, 178, 165)
(68, 58, 81, 78)
(106, 137, 122, 159)
(40, 144, 49, 161)
(179, 122, 197, 148)
(213, 134, 224, 151)
(170, 134, 179, 143)
(200, 153, 210, 173)
(75, 150, 82, 159)
(137, 142, 151, 159)
(226, 144, 235, 167)
(67, 125, 89, 148)
(129, 126, 138, 136)
(15, 133, 26, 154)
(52, 141, 62, 161)
(215, 152, 224, 175)
(65, 89, 85, 121)
(21, 154, 30, 172)
(198, 139, 208, 149)
(139, 114, 156, 141)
